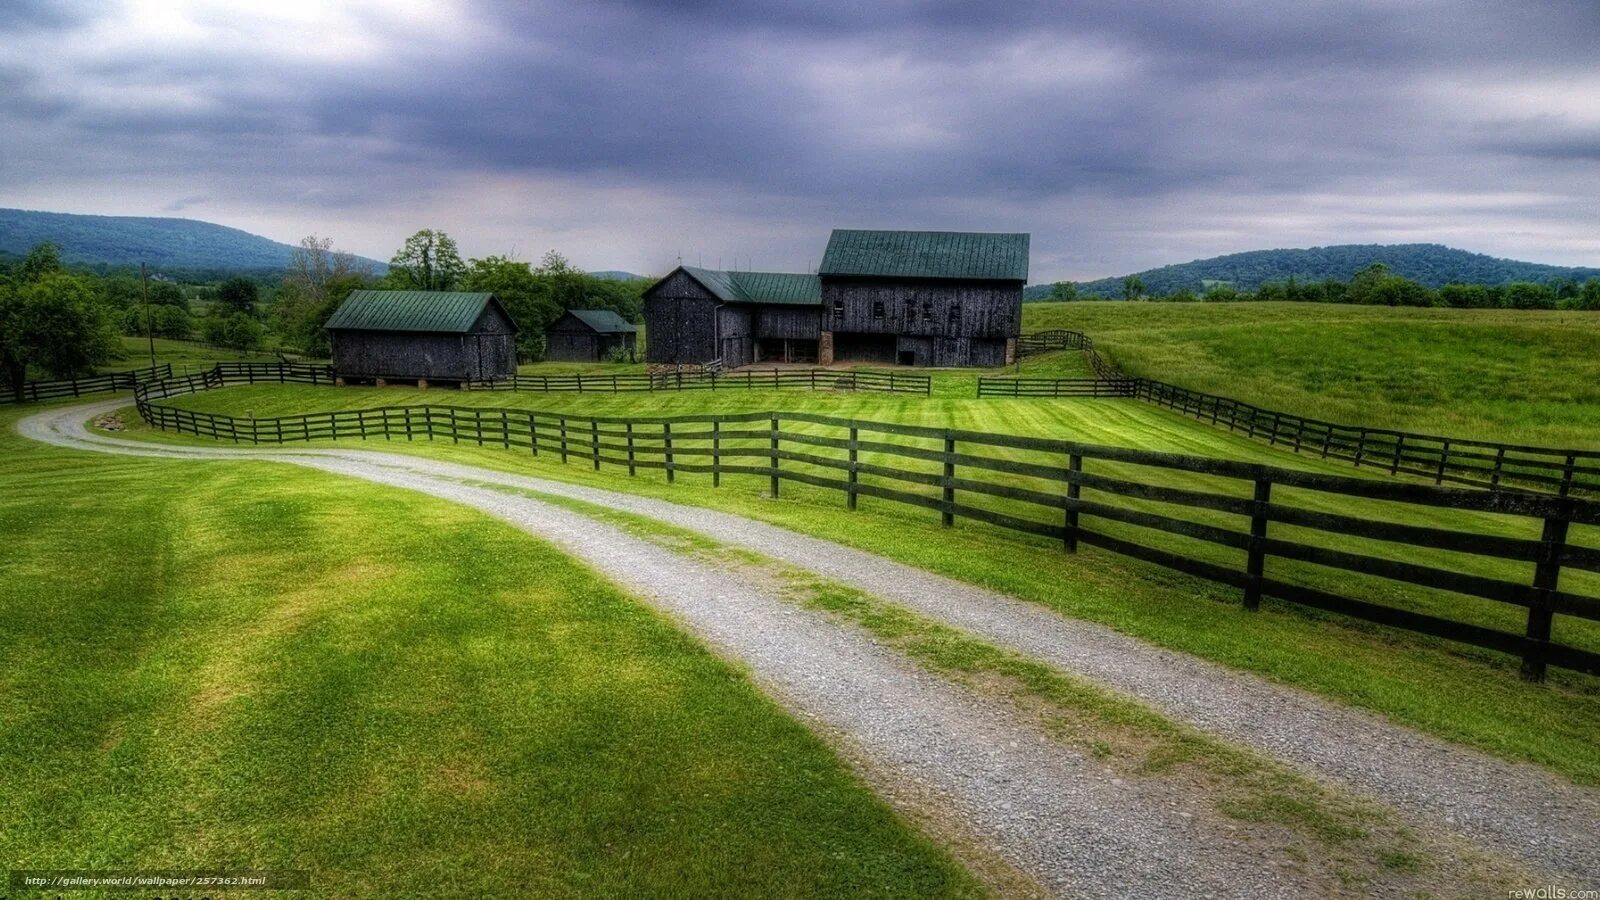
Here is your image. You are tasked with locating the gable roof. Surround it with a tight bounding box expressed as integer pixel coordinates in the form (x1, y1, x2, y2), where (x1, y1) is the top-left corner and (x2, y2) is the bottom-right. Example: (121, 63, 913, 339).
(325, 290, 515, 333)
(819, 229, 1030, 282)
(655, 266, 821, 306)
(561, 309, 637, 333)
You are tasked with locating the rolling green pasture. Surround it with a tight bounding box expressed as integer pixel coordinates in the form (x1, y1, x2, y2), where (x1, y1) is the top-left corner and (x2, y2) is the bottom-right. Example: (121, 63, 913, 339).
(115, 335, 284, 372)
(0, 400, 976, 896)
(1021, 302, 1600, 448)
(122, 380, 1600, 784)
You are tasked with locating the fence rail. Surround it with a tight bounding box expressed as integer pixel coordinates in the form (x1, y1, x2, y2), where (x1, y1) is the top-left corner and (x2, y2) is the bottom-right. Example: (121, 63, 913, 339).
(4, 363, 174, 404)
(987, 330, 1600, 496)
(133, 369, 1600, 682)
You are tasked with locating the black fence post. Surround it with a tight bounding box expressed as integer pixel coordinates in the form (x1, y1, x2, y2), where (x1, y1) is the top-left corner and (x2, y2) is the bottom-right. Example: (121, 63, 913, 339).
(769, 415, 780, 498)
(1391, 433, 1405, 476)
(1436, 440, 1450, 484)
(1521, 515, 1570, 682)
(626, 422, 636, 476)
(1560, 454, 1576, 497)
(529, 413, 538, 456)
(664, 422, 675, 483)
(1065, 453, 1082, 553)
(941, 431, 956, 527)
(712, 420, 721, 487)
(847, 425, 859, 510)
(1244, 477, 1272, 610)
(591, 418, 600, 470)
(1491, 447, 1506, 491)
(1354, 429, 1367, 468)
(559, 418, 568, 464)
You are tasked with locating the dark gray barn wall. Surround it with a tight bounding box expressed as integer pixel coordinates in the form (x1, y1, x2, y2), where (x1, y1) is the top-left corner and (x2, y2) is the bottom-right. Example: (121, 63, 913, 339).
(332, 331, 473, 380)
(469, 304, 518, 377)
(717, 306, 752, 367)
(823, 276, 1021, 367)
(822, 277, 1022, 340)
(644, 271, 720, 364)
(755, 307, 821, 340)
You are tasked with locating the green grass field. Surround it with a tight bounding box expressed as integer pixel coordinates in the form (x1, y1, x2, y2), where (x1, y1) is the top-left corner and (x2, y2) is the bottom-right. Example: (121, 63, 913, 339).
(1022, 302, 1600, 448)
(117, 376, 1600, 785)
(0, 400, 977, 896)
(115, 335, 285, 372)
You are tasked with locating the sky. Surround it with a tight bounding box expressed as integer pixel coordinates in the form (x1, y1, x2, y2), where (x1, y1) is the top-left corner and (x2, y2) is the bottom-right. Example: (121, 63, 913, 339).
(1, 0, 1597, 282)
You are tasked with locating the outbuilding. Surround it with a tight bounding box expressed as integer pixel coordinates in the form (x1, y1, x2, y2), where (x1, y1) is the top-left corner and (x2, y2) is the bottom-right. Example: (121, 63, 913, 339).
(324, 290, 518, 386)
(543, 309, 639, 362)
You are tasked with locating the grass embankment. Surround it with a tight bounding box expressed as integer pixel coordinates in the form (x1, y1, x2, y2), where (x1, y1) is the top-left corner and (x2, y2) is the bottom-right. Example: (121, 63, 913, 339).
(116, 382, 1600, 785)
(0, 400, 977, 896)
(1020, 302, 1600, 448)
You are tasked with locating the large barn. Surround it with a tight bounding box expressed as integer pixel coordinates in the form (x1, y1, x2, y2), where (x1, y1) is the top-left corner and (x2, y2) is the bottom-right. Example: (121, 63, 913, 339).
(543, 309, 638, 362)
(325, 290, 518, 385)
(643, 229, 1028, 369)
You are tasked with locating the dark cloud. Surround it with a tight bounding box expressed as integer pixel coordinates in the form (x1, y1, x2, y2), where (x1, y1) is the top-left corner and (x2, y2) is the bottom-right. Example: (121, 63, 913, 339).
(0, 0, 1596, 277)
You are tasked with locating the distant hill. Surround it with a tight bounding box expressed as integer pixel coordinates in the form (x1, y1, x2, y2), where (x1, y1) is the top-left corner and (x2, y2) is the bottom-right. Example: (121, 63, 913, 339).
(589, 270, 647, 281)
(0, 208, 386, 276)
(1026, 244, 1600, 299)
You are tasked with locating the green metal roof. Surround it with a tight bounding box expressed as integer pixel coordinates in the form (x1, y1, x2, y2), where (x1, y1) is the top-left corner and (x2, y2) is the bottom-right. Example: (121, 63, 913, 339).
(673, 267, 821, 305)
(325, 290, 502, 333)
(819, 229, 1030, 282)
(565, 309, 637, 333)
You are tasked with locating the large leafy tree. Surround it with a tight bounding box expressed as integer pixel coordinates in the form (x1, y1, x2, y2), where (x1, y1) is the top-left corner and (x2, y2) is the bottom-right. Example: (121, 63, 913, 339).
(216, 276, 259, 315)
(1, 271, 118, 398)
(1121, 275, 1146, 302)
(461, 255, 558, 357)
(385, 229, 466, 291)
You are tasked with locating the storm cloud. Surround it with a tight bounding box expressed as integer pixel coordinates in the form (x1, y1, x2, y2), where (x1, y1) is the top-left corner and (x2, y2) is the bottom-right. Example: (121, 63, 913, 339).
(1, 0, 1596, 279)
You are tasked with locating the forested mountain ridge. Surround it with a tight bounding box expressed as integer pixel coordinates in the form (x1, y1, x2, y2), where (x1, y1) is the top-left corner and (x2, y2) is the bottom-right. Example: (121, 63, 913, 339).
(1027, 244, 1600, 298)
(0, 208, 386, 275)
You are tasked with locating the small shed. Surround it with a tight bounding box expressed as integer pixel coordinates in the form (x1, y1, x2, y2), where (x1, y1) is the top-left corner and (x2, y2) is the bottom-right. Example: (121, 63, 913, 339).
(325, 290, 518, 385)
(544, 309, 638, 362)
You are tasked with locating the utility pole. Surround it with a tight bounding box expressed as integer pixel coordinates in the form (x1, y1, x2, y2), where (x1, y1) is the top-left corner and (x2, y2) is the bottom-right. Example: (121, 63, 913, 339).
(142, 263, 156, 369)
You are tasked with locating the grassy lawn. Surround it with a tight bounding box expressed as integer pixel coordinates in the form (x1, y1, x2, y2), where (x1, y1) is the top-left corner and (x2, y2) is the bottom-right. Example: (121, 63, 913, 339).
(113, 335, 285, 373)
(0, 400, 978, 896)
(114, 382, 1600, 785)
(1021, 301, 1600, 448)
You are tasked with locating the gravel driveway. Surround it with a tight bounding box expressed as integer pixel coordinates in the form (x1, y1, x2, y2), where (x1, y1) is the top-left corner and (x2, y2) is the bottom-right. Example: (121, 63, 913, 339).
(19, 400, 1600, 893)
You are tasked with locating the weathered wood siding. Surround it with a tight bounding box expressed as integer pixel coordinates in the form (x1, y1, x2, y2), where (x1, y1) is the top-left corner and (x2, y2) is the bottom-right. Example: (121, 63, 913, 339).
(822, 276, 1020, 367)
(822, 277, 1021, 340)
(717, 306, 753, 367)
(644, 271, 720, 364)
(756, 307, 822, 340)
(544, 311, 637, 362)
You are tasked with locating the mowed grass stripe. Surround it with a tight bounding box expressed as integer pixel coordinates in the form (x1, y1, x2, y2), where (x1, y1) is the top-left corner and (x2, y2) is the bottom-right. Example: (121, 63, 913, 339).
(0, 406, 979, 897)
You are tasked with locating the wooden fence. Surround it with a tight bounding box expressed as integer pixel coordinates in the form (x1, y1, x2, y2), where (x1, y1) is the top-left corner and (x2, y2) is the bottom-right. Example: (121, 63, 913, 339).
(4, 363, 174, 404)
(133, 363, 931, 401)
(466, 367, 929, 395)
(985, 331, 1600, 496)
(134, 376, 1600, 682)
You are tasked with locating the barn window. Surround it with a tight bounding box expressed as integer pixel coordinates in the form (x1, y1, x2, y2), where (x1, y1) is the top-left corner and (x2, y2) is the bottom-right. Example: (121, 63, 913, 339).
(949, 304, 962, 325)
(832, 298, 844, 320)
(921, 301, 933, 322)
(871, 300, 885, 319)
(903, 299, 915, 321)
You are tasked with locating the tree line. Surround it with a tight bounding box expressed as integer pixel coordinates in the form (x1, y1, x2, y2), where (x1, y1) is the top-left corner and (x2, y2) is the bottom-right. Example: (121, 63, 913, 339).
(0, 229, 648, 394)
(1045, 264, 1600, 310)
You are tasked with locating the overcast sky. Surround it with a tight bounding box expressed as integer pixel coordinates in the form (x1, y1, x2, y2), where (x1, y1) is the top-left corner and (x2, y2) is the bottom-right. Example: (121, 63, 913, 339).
(2, 0, 1597, 281)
